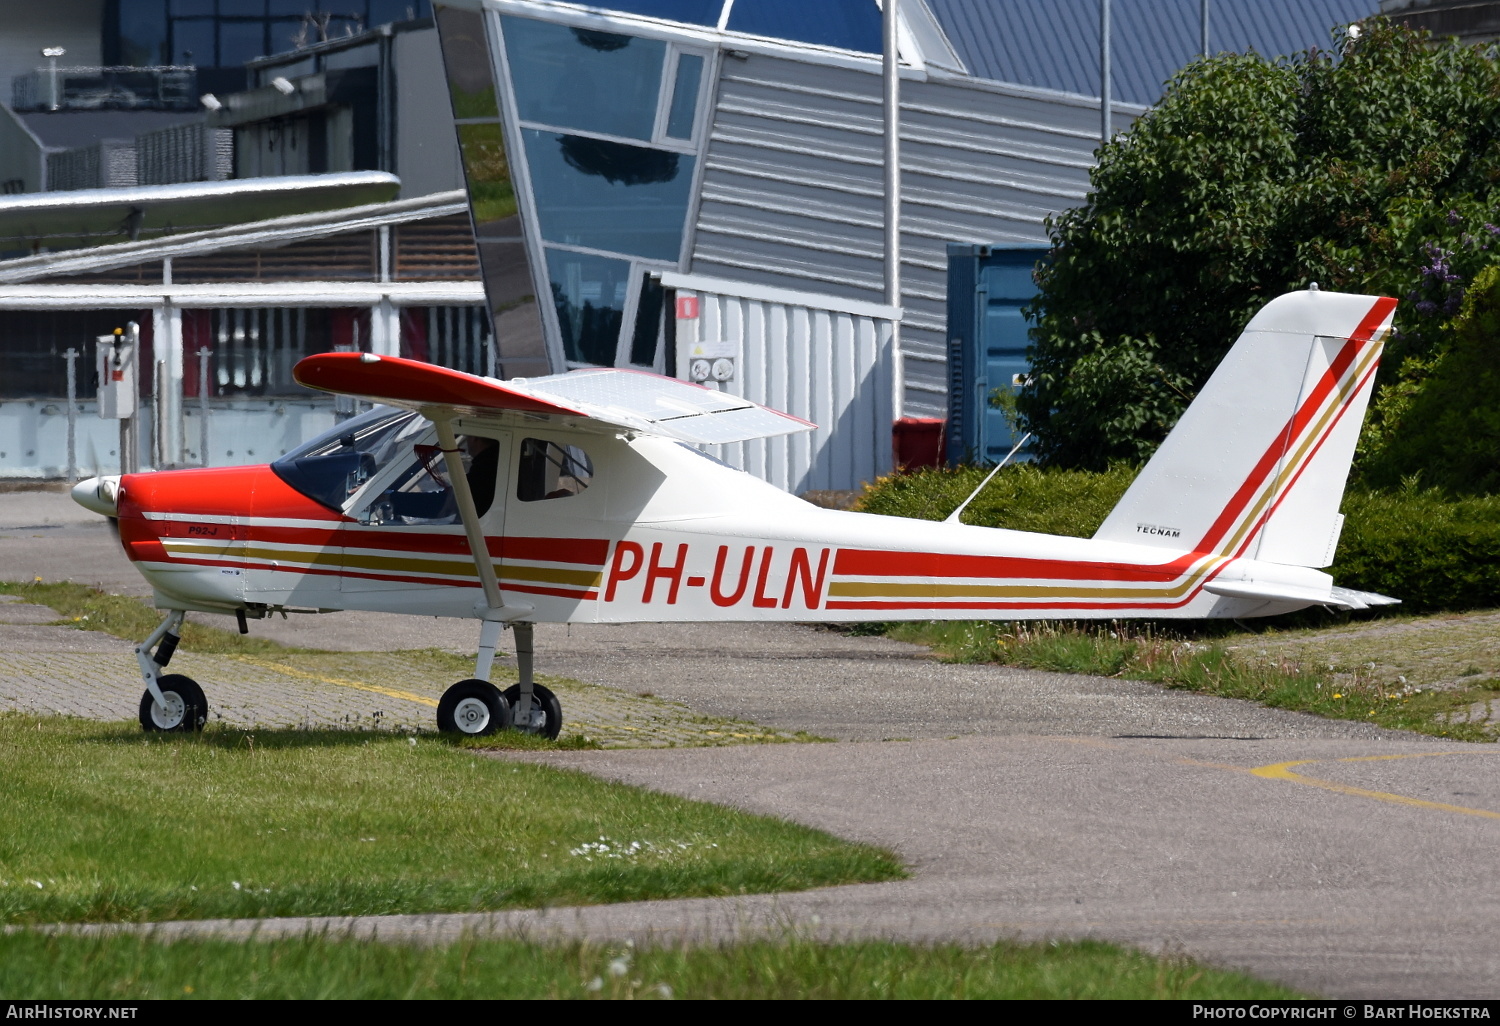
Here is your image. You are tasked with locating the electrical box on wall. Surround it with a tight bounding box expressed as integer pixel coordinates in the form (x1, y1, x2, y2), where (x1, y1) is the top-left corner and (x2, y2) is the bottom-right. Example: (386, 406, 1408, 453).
(95, 326, 138, 420)
(686, 338, 737, 384)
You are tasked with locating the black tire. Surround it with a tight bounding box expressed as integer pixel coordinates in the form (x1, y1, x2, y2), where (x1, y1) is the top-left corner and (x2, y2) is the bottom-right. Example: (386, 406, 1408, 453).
(501, 682, 562, 740)
(437, 679, 511, 736)
(139, 674, 207, 733)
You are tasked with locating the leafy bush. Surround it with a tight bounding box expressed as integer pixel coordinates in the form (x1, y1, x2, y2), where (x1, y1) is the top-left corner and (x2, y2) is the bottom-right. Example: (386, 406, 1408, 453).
(1360, 264, 1500, 494)
(1023, 19, 1500, 469)
(853, 463, 1135, 537)
(1331, 488, 1500, 611)
(857, 467, 1500, 613)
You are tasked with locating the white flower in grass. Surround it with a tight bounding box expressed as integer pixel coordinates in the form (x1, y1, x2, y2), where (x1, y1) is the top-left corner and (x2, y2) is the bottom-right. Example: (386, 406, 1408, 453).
(608, 956, 630, 978)
(231, 881, 241, 890)
(585, 977, 603, 992)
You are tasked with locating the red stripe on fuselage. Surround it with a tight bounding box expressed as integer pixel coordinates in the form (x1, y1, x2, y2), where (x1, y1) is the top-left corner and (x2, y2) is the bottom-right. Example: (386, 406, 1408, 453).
(832, 548, 1197, 582)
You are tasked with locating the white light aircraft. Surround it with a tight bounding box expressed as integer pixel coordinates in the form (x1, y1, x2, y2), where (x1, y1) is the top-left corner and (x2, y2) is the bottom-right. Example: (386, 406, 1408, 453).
(71, 287, 1398, 736)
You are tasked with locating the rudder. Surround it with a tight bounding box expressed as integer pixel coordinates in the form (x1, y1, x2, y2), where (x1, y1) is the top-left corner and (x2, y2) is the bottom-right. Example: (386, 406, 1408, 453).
(1092, 289, 1396, 567)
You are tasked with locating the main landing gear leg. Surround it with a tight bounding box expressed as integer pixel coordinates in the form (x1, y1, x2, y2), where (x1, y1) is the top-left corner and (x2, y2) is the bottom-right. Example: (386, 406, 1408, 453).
(436, 617, 512, 737)
(135, 610, 207, 732)
(437, 620, 561, 739)
(502, 622, 561, 740)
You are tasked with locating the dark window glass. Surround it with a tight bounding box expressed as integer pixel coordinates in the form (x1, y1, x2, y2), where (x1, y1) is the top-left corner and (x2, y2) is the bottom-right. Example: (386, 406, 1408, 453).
(590, 0, 723, 25)
(219, 21, 268, 66)
(182, 307, 369, 397)
(0, 310, 151, 399)
(172, 19, 218, 65)
(517, 438, 592, 502)
(269, 0, 316, 14)
(502, 16, 663, 140)
(726, 0, 881, 53)
(545, 250, 630, 365)
(170, 0, 217, 16)
(523, 129, 693, 262)
(400, 306, 494, 378)
(435, 6, 499, 119)
(631, 272, 665, 366)
(664, 53, 702, 139)
(118, 3, 170, 66)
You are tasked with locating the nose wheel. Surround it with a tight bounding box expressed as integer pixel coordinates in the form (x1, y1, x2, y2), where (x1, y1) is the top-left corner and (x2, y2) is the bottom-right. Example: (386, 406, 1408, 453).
(139, 673, 207, 732)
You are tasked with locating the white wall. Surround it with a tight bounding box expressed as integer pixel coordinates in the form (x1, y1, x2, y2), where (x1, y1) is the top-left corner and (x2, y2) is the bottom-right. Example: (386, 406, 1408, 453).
(0, 398, 338, 478)
(665, 272, 896, 494)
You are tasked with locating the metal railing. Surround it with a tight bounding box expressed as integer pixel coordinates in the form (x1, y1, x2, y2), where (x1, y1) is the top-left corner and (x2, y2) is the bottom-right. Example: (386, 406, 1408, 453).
(11, 66, 197, 112)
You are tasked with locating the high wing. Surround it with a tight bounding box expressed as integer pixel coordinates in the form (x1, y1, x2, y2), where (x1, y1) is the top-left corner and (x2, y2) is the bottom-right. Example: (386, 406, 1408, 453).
(293, 353, 815, 443)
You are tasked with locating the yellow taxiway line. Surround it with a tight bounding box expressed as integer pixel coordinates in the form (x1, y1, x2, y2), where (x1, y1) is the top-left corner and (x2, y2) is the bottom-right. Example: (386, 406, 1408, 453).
(236, 656, 439, 708)
(1252, 751, 1500, 821)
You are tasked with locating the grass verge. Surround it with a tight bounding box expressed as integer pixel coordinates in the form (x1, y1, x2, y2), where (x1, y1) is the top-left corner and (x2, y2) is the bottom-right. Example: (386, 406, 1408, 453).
(0, 579, 291, 656)
(0, 932, 1297, 999)
(890, 619, 1497, 742)
(0, 715, 902, 924)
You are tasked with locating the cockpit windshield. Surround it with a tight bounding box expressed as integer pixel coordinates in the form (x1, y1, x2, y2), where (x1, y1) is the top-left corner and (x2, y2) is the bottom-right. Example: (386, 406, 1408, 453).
(271, 406, 423, 511)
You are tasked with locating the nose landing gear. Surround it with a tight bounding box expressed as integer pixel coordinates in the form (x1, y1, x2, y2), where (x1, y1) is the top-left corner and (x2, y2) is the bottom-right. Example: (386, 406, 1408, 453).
(136, 609, 207, 733)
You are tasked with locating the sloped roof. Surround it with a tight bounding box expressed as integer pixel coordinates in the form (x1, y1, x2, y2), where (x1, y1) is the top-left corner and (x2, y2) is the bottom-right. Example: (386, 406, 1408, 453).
(926, 0, 1379, 105)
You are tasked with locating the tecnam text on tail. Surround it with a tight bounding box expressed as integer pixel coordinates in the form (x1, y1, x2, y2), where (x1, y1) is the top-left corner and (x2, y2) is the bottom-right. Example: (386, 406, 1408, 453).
(71, 287, 1398, 736)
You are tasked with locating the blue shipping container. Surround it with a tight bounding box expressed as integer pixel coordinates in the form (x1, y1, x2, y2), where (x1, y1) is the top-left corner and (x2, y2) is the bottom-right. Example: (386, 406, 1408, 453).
(945, 243, 1047, 466)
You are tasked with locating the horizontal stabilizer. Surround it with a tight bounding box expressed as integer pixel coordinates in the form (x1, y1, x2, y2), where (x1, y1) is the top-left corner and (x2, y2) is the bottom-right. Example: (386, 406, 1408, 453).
(1327, 586, 1401, 611)
(293, 355, 814, 443)
(1204, 580, 1399, 610)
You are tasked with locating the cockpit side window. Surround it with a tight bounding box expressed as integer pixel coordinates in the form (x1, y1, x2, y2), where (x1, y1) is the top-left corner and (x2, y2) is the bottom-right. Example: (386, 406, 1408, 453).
(517, 438, 592, 502)
(271, 407, 418, 511)
(358, 434, 500, 527)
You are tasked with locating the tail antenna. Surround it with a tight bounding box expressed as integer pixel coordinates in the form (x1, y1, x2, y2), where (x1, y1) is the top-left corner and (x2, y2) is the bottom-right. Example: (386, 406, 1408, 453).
(943, 432, 1033, 525)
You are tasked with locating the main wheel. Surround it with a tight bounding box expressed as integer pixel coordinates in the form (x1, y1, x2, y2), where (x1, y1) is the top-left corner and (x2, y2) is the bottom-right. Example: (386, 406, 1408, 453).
(139, 674, 207, 733)
(437, 679, 511, 736)
(502, 682, 562, 740)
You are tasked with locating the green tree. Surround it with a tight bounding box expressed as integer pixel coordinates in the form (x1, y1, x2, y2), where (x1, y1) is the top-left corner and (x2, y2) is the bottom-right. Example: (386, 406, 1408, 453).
(1021, 19, 1500, 469)
(1361, 263, 1500, 494)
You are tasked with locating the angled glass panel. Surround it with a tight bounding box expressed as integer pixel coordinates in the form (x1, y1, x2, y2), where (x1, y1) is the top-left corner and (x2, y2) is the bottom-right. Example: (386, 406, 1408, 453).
(664, 53, 703, 140)
(631, 272, 666, 366)
(590, 1, 724, 25)
(502, 16, 664, 140)
(456, 122, 515, 228)
(523, 130, 693, 262)
(545, 250, 632, 366)
(726, 0, 882, 53)
(435, 5, 500, 119)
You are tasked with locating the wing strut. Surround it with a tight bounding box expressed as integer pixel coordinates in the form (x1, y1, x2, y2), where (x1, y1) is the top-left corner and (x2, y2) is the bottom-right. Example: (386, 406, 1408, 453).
(434, 418, 505, 622)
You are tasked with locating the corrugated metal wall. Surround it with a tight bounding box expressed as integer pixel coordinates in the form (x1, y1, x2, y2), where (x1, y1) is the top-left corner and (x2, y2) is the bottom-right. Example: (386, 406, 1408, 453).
(664, 272, 894, 494)
(689, 53, 1138, 418)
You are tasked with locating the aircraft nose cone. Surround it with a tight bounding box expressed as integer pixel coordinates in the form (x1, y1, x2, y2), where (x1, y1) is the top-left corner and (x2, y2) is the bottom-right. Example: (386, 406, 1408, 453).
(71, 475, 120, 517)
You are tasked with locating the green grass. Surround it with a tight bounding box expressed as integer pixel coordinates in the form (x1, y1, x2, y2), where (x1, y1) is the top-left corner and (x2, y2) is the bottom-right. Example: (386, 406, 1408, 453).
(0, 579, 291, 656)
(0, 716, 902, 925)
(891, 619, 1496, 742)
(0, 932, 1298, 999)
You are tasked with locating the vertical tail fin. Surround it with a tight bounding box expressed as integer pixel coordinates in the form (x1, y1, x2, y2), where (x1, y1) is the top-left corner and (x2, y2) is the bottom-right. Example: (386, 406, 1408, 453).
(1092, 289, 1396, 567)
